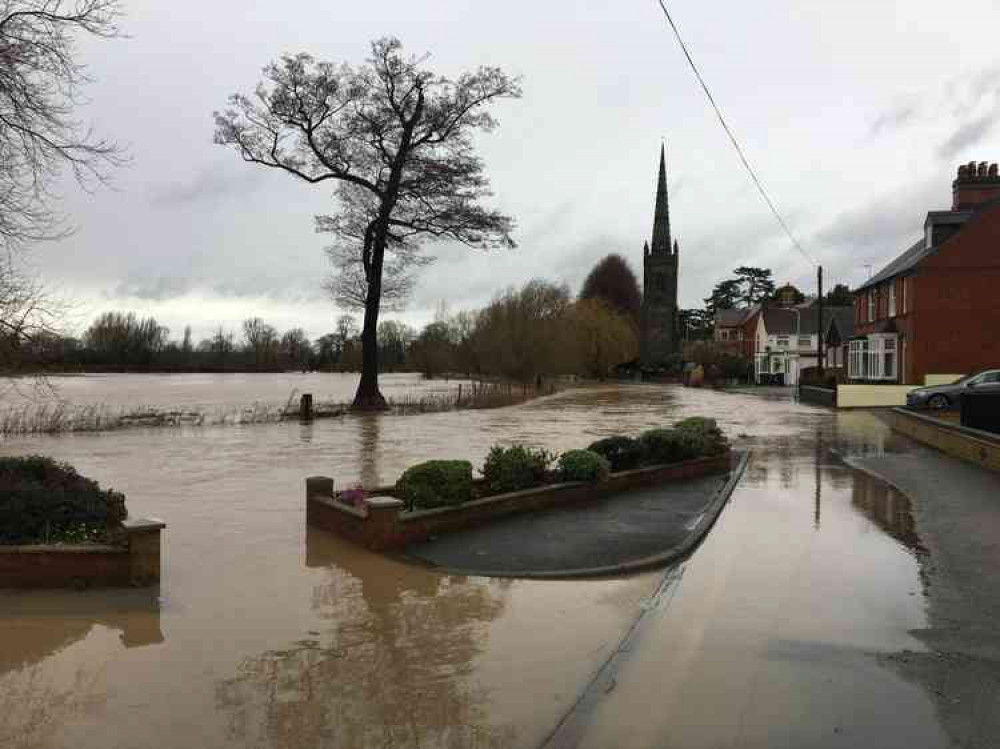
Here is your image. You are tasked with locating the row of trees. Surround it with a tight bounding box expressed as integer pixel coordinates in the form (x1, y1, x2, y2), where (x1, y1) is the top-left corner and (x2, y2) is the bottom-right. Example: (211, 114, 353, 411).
(7, 273, 639, 379)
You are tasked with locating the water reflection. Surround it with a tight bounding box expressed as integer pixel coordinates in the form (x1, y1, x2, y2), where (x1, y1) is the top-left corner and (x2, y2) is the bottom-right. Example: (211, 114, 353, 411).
(214, 529, 515, 748)
(358, 415, 380, 490)
(851, 470, 922, 552)
(0, 588, 163, 677)
(0, 589, 162, 749)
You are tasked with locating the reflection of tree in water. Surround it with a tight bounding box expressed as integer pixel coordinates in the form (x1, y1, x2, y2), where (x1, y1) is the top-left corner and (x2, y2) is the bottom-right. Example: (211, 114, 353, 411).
(850, 470, 923, 552)
(358, 414, 380, 489)
(216, 531, 515, 748)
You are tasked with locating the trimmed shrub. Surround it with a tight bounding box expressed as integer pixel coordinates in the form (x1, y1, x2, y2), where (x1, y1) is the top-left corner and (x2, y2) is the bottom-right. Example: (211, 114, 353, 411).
(482, 444, 554, 494)
(587, 436, 643, 472)
(638, 428, 691, 465)
(0, 456, 127, 545)
(559, 449, 611, 482)
(674, 417, 728, 455)
(395, 460, 473, 510)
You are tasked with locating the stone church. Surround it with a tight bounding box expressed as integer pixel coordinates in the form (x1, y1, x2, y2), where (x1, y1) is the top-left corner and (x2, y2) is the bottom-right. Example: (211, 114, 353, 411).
(640, 145, 680, 367)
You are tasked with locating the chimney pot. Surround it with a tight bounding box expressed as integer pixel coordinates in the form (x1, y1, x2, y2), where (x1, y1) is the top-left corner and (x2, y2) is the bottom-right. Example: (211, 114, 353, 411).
(958, 164, 969, 178)
(991, 163, 999, 178)
(979, 161, 990, 177)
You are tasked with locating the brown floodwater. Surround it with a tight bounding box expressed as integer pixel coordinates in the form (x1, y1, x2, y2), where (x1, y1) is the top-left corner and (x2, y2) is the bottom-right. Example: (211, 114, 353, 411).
(0, 372, 472, 412)
(0, 384, 947, 748)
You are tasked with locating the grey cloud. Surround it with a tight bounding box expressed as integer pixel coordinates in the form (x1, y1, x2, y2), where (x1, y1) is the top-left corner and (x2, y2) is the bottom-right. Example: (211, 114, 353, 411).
(147, 163, 266, 206)
(811, 176, 944, 284)
(869, 102, 919, 137)
(937, 111, 998, 160)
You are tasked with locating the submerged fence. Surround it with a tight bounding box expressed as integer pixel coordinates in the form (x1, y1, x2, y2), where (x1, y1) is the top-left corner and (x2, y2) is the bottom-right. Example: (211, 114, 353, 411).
(0, 381, 559, 436)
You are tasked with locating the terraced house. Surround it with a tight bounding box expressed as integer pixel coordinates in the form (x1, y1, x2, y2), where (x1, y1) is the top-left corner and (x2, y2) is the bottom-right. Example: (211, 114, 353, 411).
(851, 161, 1000, 384)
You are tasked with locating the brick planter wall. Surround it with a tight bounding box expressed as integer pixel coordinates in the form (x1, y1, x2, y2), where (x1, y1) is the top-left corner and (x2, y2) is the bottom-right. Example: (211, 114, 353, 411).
(0, 517, 166, 589)
(306, 452, 733, 552)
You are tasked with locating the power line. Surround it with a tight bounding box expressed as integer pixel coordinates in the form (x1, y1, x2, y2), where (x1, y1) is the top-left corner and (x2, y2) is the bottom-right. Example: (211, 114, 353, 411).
(654, 0, 817, 268)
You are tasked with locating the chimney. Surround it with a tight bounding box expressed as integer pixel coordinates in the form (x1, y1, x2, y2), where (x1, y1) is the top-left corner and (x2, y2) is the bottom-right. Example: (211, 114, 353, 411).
(952, 160, 1000, 210)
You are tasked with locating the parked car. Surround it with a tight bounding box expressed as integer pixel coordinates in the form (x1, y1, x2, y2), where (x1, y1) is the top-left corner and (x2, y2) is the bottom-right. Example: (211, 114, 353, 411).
(906, 370, 1000, 410)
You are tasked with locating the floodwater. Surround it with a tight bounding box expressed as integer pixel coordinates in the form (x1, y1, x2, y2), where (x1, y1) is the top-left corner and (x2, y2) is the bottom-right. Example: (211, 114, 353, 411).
(0, 384, 949, 748)
(0, 372, 470, 413)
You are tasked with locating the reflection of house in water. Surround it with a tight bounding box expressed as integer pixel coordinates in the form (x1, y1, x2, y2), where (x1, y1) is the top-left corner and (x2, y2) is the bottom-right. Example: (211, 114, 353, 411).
(213, 528, 515, 748)
(850, 471, 922, 552)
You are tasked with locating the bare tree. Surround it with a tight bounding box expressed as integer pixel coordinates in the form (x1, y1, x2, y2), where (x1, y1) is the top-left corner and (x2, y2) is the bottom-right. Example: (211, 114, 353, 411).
(214, 37, 520, 409)
(0, 0, 125, 250)
(1, 1, 125, 369)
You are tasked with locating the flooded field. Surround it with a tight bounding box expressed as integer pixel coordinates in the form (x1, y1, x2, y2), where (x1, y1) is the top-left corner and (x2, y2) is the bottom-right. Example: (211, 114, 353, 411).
(0, 385, 947, 748)
(0, 372, 470, 413)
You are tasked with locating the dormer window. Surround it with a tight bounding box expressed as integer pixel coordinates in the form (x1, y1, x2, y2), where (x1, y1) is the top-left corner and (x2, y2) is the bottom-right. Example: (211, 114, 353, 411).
(925, 223, 933, 249)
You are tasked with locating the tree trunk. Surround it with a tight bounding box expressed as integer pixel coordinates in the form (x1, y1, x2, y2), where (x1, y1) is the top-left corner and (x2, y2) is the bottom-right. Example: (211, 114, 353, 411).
(353, 297, 387, 411)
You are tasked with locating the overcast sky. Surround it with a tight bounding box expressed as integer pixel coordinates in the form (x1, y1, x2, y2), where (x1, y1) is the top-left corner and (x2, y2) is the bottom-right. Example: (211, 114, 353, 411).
(39, 0, 1000, 342)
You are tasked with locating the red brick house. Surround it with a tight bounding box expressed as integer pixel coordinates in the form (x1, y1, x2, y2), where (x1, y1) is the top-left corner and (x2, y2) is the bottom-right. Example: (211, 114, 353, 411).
(851, 161, 1000, 384)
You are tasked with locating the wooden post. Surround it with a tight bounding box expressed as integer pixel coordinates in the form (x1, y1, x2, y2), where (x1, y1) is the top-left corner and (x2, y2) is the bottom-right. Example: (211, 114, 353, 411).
(300, 393, 314, 422)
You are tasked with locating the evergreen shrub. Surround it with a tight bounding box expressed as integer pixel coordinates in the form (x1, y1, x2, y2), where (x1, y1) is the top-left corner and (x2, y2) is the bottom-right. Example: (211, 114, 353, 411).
(586, 436, 643, 472)
(395, 460, 473, 510)
(481, 445, 554, 494)
(558, 449, 611, 482)
(0, 456, 127, 545)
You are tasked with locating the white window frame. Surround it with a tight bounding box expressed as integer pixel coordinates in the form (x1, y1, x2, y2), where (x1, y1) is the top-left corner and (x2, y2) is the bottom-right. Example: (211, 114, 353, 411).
(776, 335, 790, 348)
(797, 335, 811, 348)
(867, 291, 876, 322)
(902, 278, 909, 314)
(888, 283, 896, 318)
(849, 339, 867, 379)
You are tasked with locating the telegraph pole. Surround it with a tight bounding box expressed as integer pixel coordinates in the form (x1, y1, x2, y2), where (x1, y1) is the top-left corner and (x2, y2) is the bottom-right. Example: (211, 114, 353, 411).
(817, 265, 825, 377)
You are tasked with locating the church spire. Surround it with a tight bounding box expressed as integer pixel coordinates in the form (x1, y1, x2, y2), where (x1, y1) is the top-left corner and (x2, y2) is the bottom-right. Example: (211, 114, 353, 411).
(651, 144, 672, 254)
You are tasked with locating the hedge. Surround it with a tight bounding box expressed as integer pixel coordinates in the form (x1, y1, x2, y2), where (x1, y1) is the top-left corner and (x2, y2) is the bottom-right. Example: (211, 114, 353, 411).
(482, 445, 554, 494)
(0, 456, 127, 545)
(586, 436, 643, 472)
(558, 449, 611, 482)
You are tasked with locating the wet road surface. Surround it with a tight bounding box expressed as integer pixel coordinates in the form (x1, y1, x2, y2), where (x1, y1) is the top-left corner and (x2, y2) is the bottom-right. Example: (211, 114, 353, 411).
(0, 384, 952, 748)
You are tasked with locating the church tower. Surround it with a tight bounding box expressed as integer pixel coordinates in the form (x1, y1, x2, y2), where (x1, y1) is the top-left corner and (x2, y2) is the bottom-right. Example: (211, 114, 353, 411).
(640, 145, 680, 366)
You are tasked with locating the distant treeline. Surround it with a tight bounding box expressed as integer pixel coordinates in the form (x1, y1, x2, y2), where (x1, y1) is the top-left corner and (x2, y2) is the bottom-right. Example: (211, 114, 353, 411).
(4, 277, 640, 380)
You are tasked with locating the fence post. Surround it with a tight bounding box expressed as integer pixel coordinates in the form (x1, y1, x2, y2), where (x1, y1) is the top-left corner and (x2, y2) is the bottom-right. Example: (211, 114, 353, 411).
(300, 393, 314, 422)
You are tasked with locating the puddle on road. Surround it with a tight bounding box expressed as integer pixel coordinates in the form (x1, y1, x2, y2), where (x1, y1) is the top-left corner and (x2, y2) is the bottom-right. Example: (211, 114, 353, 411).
(0, 385, 947, 748)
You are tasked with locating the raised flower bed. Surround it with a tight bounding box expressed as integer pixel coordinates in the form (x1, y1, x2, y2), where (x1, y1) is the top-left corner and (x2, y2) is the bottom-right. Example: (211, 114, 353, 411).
(0, 456, 165, 588)
(306, 418, 734, 551)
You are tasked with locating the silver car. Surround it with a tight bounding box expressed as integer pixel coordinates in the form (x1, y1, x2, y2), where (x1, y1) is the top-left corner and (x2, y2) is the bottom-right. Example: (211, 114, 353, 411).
(906, 369, 1000, 409)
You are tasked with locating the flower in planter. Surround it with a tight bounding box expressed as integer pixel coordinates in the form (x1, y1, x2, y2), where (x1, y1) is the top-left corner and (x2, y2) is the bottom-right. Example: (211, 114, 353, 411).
(338, 486, 367, 509)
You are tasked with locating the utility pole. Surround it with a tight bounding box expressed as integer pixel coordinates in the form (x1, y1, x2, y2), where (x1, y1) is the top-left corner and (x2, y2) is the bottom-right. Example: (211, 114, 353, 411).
(817, 265, 825, 377)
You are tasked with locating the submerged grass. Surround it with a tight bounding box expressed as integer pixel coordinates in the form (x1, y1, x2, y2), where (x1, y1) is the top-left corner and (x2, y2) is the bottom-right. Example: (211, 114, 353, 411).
(0, 381, 558, 436)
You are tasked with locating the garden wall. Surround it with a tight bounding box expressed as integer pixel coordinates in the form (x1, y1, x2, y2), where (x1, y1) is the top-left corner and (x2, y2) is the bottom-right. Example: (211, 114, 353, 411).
(306, 452, 733, 552)
(0, 518, 165, 588)
(925, 374, 964, 387)
(837, 385, 917, 408)
(891, 408, 1000, 473)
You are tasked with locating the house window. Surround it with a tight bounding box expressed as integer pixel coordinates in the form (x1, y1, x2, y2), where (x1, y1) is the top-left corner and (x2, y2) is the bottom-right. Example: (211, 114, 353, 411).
(776, 336, 790, 348)
(771, 357, 784, 374)
(867, 291, 875, 322)
(888, 283, 896, 317)
(902, 278, 908, 314)
(883, 337, 897, 380)
(849, 339, 867, 379)
(797, 335, 811, 348)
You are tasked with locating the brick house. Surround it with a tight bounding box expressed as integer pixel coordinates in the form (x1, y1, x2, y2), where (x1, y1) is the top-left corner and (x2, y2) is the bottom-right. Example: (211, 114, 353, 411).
(851, 161, 1000, 384)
